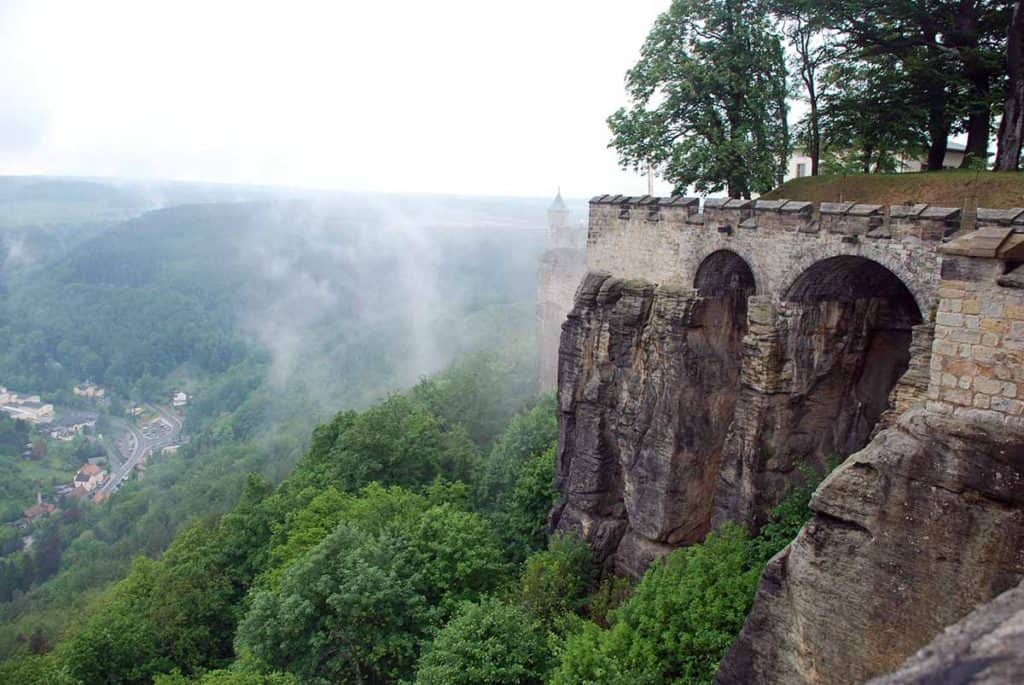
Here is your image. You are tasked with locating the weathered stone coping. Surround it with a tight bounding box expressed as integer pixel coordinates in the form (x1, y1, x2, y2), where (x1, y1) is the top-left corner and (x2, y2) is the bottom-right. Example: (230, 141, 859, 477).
(588, 195, 1024, 241)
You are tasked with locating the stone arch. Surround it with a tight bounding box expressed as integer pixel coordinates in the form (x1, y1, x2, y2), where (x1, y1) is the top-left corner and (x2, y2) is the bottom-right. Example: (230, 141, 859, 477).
(694, 249, 757, 297)
(784, 255, 923, 323)
(769, 255, 923, 470)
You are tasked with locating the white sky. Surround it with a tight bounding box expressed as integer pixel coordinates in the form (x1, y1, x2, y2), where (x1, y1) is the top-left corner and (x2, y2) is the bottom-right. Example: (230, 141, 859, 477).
(0, 0, 677, 198)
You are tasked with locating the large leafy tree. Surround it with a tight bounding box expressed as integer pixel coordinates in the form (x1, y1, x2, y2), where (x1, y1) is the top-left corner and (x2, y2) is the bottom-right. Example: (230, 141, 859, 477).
(608, 0, 789, 198)
(236, 498, 508, 684)
(413, 598, 551, 685)
(777, 0, 1013, 169)
(816, 54, 930, 172)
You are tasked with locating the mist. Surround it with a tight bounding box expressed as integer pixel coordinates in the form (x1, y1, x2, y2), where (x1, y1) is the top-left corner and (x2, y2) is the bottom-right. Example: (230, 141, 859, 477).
(228, 195, 549, 408)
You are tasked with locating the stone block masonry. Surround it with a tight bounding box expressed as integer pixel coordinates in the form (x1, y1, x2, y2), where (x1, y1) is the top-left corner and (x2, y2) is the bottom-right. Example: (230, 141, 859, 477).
(927, 228, 1024, 427)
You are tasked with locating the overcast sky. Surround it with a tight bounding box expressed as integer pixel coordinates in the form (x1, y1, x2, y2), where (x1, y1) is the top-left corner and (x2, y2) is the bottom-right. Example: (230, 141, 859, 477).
(0, 0, 679, 198)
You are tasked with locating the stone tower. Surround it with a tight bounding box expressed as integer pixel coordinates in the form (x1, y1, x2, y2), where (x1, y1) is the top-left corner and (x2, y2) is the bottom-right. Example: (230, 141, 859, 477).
(548, 190, 571, 246)
(536, 191, 586, 392)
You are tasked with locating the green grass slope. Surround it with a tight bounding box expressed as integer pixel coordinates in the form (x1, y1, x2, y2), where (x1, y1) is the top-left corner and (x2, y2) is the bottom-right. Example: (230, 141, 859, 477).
(762, 170, 1024, 208)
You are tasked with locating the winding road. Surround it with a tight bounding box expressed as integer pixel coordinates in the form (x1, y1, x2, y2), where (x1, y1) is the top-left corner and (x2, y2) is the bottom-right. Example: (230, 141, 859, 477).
(97, 404, 182, 497)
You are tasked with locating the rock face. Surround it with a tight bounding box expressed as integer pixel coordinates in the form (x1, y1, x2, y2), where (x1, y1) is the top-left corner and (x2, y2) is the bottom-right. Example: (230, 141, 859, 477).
(866, 579, 1024, 685)
(550, 273, 747, 576)
(717, 410, 1024, 685)
(550, 270, 922, 575)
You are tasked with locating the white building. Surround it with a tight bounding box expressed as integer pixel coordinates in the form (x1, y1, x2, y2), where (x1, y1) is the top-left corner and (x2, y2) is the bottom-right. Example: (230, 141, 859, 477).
(785, 143, 971, 180)
(2, 401, 55, 424)
(73, 463, 106, 492)
(171, 391, 188, 407)
(73, 382, 105, 399)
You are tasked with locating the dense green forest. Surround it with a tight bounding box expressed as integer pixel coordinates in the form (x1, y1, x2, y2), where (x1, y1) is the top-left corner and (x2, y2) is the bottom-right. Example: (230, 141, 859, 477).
(0, 179, 556, 670)
(0, 365, 827, 684)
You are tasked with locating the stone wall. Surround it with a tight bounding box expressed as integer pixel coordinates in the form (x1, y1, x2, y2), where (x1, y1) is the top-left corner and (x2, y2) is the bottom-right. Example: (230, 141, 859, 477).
(585, 195, 969, 315)
(925, 227, 1024, 426)
(537, 247, 586, 392)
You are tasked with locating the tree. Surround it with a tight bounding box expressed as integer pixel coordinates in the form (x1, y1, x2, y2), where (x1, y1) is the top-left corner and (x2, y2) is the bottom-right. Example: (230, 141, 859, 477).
(551, 526, 761, 685)
(237, 499, 507, 684)
(413, 598, 552, 685)
(775, 10, 838, 176)
(996, 0, 1024, 169)
(476, 394, 556, 512)
(518, 535, 596, 627)
(608, 0, 789, 198)
(496, 446, 558, 563)
(328, 396, 479, 492)
(779, 0, 1014, 169)
(817, 55, 929, 172)
(238, 524, 430, 685)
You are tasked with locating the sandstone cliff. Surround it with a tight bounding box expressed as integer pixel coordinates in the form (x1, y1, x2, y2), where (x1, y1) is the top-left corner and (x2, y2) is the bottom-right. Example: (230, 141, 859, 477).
(551, 269, 922, 576)
(553, 196, 1024, 681)
(716, 410, 1024, 684)
(866, 579, 1024, 685)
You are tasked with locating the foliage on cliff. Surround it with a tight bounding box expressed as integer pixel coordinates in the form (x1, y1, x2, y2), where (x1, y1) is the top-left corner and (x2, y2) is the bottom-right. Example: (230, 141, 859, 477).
(550, 463, 833, 685)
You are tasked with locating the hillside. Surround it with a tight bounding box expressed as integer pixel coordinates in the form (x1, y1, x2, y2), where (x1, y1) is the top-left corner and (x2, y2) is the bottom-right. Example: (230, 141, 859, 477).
(0, 182, 556, 663)
(762, 170, 1024, 208)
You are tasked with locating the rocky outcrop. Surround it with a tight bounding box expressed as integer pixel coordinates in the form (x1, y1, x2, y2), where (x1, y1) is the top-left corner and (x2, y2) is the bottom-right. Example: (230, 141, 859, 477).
(866, 579, 1024, 685)
(550, 269, 922, 575)
(550, 272, 747, 576)
(717, 410, 1024, 685)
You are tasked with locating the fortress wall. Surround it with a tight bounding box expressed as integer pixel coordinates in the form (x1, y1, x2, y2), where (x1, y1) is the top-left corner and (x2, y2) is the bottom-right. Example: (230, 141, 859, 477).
(927, 251, 1024, 426)
(587, 196, 955, 314)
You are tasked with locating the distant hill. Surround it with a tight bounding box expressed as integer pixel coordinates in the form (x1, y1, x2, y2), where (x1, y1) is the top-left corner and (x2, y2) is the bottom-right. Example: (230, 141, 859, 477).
(762, 170, 1024, 208)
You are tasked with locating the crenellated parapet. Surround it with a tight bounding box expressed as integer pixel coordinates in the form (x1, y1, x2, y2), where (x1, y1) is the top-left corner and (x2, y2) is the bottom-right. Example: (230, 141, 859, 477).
(588, 194, 1023, 241)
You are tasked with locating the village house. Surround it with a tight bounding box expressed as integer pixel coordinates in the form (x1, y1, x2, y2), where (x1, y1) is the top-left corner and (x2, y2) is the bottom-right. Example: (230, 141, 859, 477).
(171, 391, 188, 408)
(23, 493, 56, 523)
(73, 463, 106, 492)
(49, 411, 99, 441)
(73, 381, 105, 399)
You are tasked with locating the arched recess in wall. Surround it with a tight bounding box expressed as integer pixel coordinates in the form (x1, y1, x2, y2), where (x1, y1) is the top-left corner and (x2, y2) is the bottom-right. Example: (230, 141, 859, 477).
(694, 249, 757, 298)
(780, 255, 923, 459)
(784, 256, 923, 322)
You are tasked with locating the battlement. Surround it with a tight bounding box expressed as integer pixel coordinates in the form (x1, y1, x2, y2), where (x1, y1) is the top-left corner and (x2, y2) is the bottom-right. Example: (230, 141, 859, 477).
(588, 195, 1024, 243)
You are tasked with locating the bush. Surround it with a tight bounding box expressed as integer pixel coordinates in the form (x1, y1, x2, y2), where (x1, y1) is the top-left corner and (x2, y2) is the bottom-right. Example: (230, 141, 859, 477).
(414, 597, 551, 685)
(551, 525, 761, 685)
(518, 535, 596, 626)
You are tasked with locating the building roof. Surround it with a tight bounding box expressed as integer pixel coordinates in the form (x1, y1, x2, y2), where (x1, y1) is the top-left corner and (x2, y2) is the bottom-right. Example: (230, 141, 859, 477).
(549, 190, 567, 212)
(23, 502, 55, 519)
(76, 463, 102, 478)
(53, 411, 99, 428)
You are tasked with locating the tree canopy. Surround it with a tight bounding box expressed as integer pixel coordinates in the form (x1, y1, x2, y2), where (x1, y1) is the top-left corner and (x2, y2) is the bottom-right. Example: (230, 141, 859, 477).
(608, 0, 789, 197)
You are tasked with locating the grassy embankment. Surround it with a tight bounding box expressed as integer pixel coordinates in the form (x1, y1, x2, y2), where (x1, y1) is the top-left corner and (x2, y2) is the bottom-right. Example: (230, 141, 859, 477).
(762, 170, 1024, 208)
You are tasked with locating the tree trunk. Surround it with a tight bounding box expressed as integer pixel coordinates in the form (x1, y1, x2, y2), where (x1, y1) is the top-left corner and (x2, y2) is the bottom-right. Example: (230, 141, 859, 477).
(996, 0, 1024, 171)
(809, 96, 820, 175)
(961, 72, 992, 167)
(954, 3, 992, 168)
(926, 98, 950, 170)
(862, 144, 874, 174)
